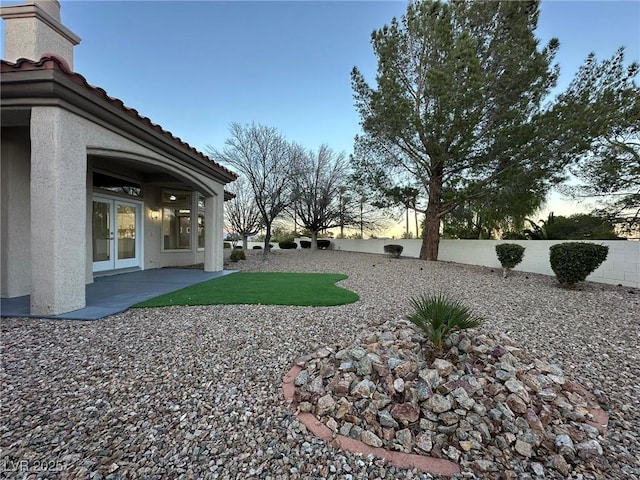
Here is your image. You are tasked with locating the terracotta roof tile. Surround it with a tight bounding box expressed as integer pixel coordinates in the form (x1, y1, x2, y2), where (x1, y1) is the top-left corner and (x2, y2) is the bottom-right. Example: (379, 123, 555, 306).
(1, 56, 237, 182)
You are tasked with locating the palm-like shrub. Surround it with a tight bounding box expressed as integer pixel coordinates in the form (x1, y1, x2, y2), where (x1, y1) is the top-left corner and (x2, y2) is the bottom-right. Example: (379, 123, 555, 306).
(406, 293, 482, 353)
(495, 243, 525, 278)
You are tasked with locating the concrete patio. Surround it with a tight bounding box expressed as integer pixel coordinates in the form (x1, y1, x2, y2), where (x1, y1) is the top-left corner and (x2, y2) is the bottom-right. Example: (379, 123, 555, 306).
(0, 268, 236, 320)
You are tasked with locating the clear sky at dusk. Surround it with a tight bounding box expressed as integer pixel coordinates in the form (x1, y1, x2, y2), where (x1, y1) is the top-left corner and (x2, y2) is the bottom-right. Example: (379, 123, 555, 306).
(2, 0, 639, 218)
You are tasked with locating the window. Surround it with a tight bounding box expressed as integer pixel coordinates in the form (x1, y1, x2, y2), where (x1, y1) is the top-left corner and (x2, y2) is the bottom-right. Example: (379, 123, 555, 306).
(162, 191, 191, 250)
(93, 171, 142, 197)
(197, 196, 205, 249)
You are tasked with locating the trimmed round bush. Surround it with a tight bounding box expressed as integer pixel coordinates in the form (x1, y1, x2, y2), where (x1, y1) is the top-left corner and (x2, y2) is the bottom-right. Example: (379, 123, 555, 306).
(549, 242, 609, 289)
(230, 249, 246, 262)
(317, 239, 331, 249)
(300, 240, 312, 249)
(384, 244, 403, 258)
(223, 242, 231, 249)
(279, 240, 298, 249)
(495, 243, 525, 278)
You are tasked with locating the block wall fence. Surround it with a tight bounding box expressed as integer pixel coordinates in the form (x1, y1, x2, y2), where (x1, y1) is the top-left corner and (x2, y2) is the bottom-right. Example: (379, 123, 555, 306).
(316, 239, 639, 288)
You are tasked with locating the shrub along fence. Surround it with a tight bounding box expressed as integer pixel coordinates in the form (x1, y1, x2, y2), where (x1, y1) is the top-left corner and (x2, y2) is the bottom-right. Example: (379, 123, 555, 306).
(326, 239, 639, 288)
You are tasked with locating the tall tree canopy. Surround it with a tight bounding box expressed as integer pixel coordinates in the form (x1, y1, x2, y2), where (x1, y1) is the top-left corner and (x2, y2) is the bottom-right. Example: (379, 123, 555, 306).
(208, 123, 301, 257)
(351, 0, 609, 259)
(558, 49, 640, 236)
(525, 213, 621, 240)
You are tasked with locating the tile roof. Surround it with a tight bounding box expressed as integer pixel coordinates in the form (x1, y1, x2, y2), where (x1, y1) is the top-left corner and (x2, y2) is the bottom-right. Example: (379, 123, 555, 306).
(1, 55, 237, 183)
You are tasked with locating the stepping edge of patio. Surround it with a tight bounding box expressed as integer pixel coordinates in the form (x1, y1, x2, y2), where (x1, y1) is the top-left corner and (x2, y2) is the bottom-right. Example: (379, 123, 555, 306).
(0, 269, 238, 321)
(282, 364, 608, 478)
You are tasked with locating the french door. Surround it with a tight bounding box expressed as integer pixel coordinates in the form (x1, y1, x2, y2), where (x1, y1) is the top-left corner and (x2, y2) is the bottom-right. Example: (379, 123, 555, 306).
(92, 195, 142, 272)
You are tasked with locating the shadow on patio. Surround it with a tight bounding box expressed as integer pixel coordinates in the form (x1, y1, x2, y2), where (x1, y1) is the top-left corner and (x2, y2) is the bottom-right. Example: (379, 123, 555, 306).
(0, 269, 237, 320)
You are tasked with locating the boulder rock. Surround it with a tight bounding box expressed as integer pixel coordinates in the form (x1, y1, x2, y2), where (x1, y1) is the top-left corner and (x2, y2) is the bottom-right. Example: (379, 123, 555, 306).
(378, 409, 399, 428)
(351, 379, 376, 398)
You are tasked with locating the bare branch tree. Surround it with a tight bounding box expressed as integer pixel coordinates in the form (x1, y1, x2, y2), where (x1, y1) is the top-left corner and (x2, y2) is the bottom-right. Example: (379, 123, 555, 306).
(290, 145, 356, 249)
(208, 123, 298, 258)
(224, 176, 263, 250)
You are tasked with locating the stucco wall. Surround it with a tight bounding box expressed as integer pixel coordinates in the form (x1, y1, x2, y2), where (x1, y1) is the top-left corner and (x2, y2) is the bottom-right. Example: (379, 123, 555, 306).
(1, 127, 31, 297)
(325, 239, 639, 288)
(30, 107, 88, 314)
(2, 106, 226, 304)
(3, 16, 75, 67)
(78, 112, 225, 274)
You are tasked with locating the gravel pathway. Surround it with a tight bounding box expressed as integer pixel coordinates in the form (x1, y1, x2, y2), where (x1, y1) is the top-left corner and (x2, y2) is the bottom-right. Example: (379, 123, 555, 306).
(1, 249, 638, 479)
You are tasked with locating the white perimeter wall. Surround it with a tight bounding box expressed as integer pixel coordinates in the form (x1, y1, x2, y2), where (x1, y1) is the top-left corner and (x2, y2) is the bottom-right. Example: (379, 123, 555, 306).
(323, 239, 639, 288)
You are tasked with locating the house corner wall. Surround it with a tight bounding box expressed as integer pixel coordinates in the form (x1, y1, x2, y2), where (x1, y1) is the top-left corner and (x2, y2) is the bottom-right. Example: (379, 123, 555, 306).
(1, 127, 32, 298)
(85, 156, 93, 285)
(30, 106, 87, 315)
(204, 187, 224, 272)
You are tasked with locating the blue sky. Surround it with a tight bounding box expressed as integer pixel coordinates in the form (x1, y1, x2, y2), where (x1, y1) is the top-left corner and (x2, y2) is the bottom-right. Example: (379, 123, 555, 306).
(2, 0, 639, 218)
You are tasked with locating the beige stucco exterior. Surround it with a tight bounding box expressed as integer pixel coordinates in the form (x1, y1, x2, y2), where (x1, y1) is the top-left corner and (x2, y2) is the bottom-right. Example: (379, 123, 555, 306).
(1, 1, 79, 68)
(0, 127, 31, 298)
(1, 102, 232, 315)
(1, 1, 236, 316)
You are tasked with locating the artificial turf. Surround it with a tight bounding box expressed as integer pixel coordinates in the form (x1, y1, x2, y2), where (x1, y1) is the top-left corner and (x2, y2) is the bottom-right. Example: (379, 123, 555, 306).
(133, 271, 359, 307)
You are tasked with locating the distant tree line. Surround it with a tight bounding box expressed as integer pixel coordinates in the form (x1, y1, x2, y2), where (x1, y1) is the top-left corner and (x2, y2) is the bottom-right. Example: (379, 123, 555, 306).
(207, 123, 387, 257)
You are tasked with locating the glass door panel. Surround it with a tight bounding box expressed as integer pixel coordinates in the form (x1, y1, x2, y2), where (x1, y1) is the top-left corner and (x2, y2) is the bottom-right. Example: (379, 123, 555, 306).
(92, 199, 114, 271)
(93, 196, 142, 272)
(115, 202, 138, 268)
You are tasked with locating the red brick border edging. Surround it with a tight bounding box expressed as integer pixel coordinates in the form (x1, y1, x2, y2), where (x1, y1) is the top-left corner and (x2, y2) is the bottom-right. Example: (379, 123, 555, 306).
(282, 363, 609, 478)
(282, 365, 461, 477)
(566, 381, 608, 434)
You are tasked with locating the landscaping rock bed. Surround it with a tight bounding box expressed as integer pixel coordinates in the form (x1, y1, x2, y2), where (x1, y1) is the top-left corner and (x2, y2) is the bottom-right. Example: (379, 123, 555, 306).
(1, 250, 638, 479)
(291, 324, 608, 478)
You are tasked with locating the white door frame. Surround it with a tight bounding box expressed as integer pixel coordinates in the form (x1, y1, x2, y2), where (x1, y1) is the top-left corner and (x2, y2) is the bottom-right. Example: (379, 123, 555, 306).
(92, 194, 144, 272)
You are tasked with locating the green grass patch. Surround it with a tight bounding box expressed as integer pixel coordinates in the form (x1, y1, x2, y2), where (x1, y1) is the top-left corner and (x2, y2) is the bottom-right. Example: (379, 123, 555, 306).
(133, 272, 359, 307)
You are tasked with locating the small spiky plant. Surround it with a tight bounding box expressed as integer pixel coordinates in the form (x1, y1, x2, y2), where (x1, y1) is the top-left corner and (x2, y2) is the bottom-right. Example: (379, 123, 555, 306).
(406, 293, 483, 354)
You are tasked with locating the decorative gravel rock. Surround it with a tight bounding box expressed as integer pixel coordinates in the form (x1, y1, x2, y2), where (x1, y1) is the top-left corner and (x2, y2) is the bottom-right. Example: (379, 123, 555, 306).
(361, 431, 383, 448)
(317, 394, 337, 416)
(426, 394, 453, 414)
(390, 402, 421, 424)
(576, 439, 604, 459)
(1, 249, 638, 480)
(293, 321, 612, 478)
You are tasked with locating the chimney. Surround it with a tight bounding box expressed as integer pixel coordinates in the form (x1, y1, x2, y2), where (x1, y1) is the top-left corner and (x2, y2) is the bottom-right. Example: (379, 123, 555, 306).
(0, 0, 80, 70)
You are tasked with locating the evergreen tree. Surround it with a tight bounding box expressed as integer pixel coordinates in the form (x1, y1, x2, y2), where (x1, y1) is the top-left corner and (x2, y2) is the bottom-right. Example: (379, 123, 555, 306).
(352, 0, 585, 259)
(558, 48, 640, 236)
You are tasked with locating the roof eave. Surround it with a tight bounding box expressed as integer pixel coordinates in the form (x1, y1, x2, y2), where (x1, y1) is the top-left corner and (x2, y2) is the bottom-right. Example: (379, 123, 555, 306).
(1, 60, 238, 185)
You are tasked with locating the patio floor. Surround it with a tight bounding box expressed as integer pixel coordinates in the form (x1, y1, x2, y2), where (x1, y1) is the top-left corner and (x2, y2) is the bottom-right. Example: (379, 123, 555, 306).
(0, 268, 237, 320)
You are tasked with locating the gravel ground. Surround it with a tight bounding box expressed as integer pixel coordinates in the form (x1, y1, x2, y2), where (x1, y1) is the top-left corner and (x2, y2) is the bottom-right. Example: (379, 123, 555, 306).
(1, 249, 638, 479)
